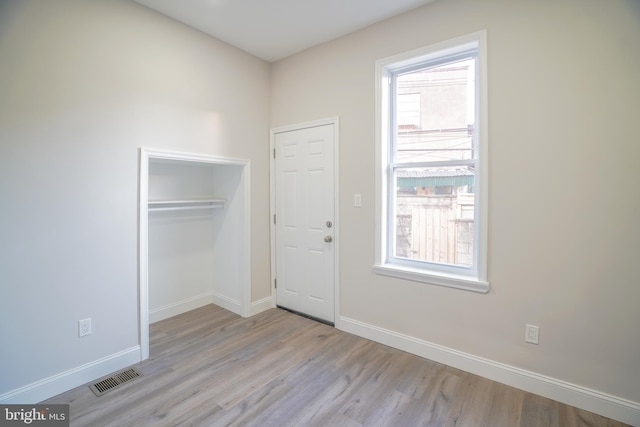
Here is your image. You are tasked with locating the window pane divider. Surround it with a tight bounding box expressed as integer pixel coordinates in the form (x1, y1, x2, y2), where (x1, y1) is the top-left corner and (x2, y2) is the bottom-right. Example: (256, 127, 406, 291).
(391, 159, 476, 169)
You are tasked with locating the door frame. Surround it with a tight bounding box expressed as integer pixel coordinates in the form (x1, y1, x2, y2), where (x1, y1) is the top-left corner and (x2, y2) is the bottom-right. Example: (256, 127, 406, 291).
(139, 147, 252, 360)
(269, 117, 340, 327)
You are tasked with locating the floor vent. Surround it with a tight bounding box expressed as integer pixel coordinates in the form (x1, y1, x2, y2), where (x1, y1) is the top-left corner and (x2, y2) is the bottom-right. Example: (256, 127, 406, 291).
(89, 367, 143, 397)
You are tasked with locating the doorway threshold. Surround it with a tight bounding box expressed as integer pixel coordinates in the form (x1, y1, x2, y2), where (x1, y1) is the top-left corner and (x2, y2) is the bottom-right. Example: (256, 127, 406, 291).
(277, 305, 334, 327)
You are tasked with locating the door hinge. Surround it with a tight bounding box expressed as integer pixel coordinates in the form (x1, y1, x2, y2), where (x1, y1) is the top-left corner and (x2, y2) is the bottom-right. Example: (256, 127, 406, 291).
(274, 278, 277, 289)
(273, 214, 276, 224)
(273, 148, 276, 159)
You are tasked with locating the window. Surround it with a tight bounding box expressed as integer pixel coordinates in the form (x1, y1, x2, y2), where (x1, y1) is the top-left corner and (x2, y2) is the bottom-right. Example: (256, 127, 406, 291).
(374, 31, 489, 292)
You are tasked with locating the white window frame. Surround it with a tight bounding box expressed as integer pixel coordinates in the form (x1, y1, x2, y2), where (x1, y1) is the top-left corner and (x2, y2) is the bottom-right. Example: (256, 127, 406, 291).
(374, 31, 489, 293)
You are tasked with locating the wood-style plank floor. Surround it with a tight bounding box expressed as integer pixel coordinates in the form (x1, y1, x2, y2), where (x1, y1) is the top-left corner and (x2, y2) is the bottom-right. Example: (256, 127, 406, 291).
(45, 305, 628, 426)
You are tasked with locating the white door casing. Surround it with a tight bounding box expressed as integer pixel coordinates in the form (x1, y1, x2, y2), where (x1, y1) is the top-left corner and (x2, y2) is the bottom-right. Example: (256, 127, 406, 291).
(271, 118, 338, 324)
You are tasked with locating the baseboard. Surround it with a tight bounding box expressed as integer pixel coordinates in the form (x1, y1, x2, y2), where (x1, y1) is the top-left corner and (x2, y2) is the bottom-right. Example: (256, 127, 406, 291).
(149, 292, 265, 321)
(249, 296, 275, 317)
(0, 346, 140, 405)
(149, 292, 214, 323)
(212, 292, 242, 316)
(339, 316, 640, 426)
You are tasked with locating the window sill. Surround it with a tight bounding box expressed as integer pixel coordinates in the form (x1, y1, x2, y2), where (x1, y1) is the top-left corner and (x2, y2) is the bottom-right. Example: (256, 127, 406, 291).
(373, 263, 489, 293)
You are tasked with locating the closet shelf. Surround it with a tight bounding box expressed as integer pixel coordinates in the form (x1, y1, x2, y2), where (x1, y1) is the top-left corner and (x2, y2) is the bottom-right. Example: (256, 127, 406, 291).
(148, 199, 225, 212)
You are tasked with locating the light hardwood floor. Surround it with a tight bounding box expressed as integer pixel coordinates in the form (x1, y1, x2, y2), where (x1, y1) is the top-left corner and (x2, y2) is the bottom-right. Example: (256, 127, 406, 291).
(45, 305, 628, 426)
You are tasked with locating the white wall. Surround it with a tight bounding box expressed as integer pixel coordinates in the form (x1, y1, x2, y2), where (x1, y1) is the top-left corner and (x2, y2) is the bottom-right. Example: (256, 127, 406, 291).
(271, 0, 640, 413)
(0, 0, 271, 399)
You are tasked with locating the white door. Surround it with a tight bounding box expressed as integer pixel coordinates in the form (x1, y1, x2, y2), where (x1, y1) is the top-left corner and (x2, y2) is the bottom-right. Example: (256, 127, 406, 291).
(274, 123, 335, 323)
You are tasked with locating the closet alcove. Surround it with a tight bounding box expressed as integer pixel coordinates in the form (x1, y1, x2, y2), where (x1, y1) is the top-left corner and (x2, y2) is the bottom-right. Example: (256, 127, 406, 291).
(138, 148, 251, 359)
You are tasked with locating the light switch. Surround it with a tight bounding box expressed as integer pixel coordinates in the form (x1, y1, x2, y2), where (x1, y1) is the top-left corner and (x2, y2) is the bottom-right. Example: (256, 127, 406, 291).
(354, 193, 362, 208)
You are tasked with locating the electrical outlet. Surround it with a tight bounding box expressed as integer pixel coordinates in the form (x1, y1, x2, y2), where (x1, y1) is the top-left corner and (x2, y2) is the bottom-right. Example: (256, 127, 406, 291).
(354, 193, 362, 208)
(79, 318, 92, 337)
(525, 324, 539, 344)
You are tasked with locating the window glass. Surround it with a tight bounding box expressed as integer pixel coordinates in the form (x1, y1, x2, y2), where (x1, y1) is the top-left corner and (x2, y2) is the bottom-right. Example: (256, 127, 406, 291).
(393, 166, 475, 267)
(394, 58, 476, 163)
(390, 57, 477, 270)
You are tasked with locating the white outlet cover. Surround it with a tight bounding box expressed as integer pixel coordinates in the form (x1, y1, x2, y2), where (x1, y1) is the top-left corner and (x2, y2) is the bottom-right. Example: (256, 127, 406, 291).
(525, 324, 539, 344)
(79, 318, 92, 337)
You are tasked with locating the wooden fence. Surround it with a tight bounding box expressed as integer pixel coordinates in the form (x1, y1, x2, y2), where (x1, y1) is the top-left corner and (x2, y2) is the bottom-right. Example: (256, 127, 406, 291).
(396, 194, 474, 267)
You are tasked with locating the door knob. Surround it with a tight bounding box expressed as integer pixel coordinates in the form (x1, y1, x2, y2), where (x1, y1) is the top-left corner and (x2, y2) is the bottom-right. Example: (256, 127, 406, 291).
(324, 235, 333, 243)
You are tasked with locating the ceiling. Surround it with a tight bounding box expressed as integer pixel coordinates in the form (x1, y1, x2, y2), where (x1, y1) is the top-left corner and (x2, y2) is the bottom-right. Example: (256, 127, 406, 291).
(133, 0, 434, 62)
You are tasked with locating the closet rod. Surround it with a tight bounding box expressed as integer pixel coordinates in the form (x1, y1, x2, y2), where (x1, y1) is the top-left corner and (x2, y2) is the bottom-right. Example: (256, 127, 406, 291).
(148, 199, 225, 212)
(148, 205, 223, 213)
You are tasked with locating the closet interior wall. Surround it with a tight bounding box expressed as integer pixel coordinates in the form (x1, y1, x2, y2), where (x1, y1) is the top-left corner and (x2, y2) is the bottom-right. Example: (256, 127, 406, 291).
(147, 158, 245, 323)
